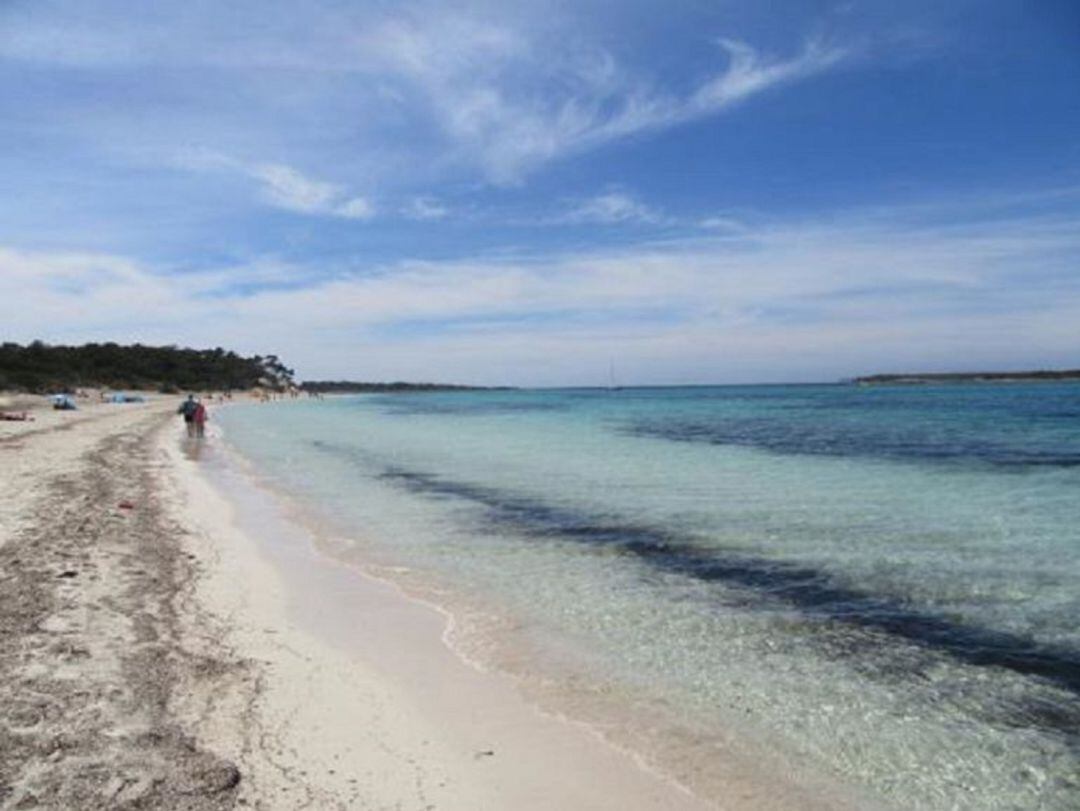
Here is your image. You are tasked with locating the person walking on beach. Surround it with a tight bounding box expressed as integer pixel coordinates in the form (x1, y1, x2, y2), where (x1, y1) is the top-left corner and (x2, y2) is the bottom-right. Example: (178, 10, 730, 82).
(193, 399, 208, 439)
(177, 394, 199, 438)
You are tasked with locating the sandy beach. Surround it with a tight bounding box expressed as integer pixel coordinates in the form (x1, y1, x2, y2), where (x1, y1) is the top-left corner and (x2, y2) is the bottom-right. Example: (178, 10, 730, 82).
(7, 3, 1079, 807)
(1, 399, 737, 810)
(0, 399, 246, 809)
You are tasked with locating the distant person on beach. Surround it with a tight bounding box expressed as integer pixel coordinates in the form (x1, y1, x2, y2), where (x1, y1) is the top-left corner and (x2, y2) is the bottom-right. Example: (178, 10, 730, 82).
(178, 394, 199, 438)
(193, 400, 208, 438)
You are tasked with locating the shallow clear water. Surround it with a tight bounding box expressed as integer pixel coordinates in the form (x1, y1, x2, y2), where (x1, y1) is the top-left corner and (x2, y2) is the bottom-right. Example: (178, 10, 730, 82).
(218, 384, 1080, 809)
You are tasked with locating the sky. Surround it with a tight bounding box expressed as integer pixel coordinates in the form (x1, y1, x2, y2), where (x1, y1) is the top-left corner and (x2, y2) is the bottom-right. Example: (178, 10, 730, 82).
(2, 0, 1079, 385)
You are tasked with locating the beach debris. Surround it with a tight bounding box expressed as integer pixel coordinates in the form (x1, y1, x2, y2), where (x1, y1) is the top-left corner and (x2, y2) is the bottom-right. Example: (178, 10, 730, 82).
(187, 763, 242, 794)
(117, 501, 136, 510)
(474, 749, 495, 759)
(57, 570, 78, 579)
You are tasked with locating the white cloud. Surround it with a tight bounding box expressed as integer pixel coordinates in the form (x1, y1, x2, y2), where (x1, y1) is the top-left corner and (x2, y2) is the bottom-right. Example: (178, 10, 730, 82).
(402, 197, 450, 221)
(557, 192, 665, 225)
(246, 163, 375, 219)
(176, 151, 376, 220)
(2, 3, 849, 187)
(335, 197, 377, 220)
(249, 164, 339, 214)
(699, 215, 748, 233)
(5, 200, 1079, 385)
(352, 13, 846, 182)
(691, 38, 843, 110)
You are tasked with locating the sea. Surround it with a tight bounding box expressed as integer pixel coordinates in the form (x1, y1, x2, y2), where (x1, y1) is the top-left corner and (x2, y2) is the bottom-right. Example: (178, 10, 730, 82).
(215, 383, 1080, 810)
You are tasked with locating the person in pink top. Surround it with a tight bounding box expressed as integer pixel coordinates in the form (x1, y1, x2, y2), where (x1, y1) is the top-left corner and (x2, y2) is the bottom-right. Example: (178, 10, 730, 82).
(193, 400, 208, 439)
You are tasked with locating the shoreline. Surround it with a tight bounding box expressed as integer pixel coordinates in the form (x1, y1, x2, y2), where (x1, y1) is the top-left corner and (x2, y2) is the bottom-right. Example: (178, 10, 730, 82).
(0, 396, 724, 807)
(195, 406, 876, 810)
(1, 396, 879, 808)
(169, 410, 726, 809)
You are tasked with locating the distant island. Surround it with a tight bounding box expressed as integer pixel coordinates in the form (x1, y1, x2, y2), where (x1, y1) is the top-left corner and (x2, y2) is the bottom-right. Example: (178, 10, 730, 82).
(852, 370, 1080, 385)
(300, 380, 510, 394)
(0, 341, 294, 393)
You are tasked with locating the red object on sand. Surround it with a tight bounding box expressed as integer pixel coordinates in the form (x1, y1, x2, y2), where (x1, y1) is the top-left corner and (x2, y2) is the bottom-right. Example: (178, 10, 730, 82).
(117, 501, 135, 510)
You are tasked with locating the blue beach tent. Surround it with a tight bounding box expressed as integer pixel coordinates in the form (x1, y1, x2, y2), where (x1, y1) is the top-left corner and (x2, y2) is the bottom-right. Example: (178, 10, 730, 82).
(50, 393, 77, 410)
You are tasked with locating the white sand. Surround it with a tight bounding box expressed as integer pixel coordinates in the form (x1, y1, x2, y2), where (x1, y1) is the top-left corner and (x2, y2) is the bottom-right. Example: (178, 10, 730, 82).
(1, 399, 248, 808)
(162, 419, 720, 810)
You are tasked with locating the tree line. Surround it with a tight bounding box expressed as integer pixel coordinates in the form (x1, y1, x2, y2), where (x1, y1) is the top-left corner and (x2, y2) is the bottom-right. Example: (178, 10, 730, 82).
(0, 341, 295, 393)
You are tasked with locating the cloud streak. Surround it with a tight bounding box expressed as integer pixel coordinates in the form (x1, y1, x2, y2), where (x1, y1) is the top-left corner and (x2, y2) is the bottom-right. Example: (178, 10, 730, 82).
(4, 197, 1078, 384)
(176, 151, 375, 220)
(357, 17, 846, 182)
(5, 1, 1077, 387)
(401, 196, 450, 221)
(554, 191, 665, 225)
(1, 4, 848, 186)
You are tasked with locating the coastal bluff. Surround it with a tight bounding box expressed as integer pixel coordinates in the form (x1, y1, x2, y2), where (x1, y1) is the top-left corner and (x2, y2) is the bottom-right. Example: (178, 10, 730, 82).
(852, 369, 1080, 385)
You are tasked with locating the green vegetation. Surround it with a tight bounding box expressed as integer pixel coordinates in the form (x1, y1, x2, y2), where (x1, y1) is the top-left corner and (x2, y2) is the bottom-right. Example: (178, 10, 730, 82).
(0, 341, 295, 393)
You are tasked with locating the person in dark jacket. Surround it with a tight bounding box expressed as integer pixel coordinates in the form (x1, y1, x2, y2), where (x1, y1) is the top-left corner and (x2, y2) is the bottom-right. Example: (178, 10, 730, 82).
(177, 394, 199, 438)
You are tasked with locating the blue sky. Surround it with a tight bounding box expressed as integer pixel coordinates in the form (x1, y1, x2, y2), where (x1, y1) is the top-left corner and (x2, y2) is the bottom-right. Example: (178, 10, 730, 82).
(2, 0, 1079, 385)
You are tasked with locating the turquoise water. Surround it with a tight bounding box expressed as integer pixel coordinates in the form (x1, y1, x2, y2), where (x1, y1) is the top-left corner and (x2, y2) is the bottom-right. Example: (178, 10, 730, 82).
(218, 384, 1080, 809)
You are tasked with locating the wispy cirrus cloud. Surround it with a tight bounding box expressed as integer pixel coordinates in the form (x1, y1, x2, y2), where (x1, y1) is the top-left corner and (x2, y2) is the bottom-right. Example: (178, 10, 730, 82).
(4, 194, 1078, 384)
(176, 151, 375, 220)
(248, 164, 374, 220)
(699, 215, 750, 233)
(3, 1, 1077, 386)
(690, 38, 844, 110)
(353, 13, 847, 182)
(555, 191, 666, 225)
(1, 2, 849, 189)
(401, 196, 450, 221)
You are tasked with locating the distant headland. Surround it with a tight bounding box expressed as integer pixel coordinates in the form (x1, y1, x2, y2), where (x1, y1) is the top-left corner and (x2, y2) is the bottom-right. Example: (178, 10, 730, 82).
(851, 369, 1080, 385)
(0, 341, 501, 395)
(300, 380, 510, 394)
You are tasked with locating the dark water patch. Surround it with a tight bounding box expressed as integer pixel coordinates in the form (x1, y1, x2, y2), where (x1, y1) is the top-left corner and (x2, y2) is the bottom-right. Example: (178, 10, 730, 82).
(372, 465, 1080, 704)
(625, 418, 1080, 469)
(995, 694, 1080, 732)
(302, 438, 1080, 738)
(603, 381, 1080, 468)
